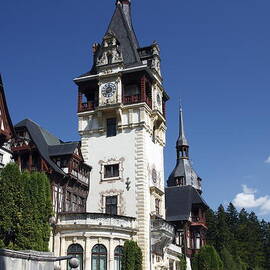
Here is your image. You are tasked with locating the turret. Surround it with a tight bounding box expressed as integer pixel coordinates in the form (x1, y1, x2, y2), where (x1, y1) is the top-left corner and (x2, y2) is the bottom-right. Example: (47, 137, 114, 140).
(167, 106, 202, 192)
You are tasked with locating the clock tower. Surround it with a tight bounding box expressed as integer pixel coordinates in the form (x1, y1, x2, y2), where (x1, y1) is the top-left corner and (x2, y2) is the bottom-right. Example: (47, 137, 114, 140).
(73, 1, 172, 269)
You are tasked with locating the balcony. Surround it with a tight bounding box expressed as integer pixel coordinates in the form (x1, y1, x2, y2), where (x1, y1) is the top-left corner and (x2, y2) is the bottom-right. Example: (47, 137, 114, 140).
(78, 101, 98, 113)
(57, 213, 137, 232)
(191, 216, 207, 228)
(123, 95, 152, 109)
(151, 218, 175, 255)
(70, 169, 89, 184)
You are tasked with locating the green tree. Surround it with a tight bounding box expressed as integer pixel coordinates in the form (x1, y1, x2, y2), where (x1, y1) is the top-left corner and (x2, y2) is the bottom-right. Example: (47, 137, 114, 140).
(215, 205, 231, 253)
(261, 220, 270, 269)
(0, 164, 52, 251)
(205, 209, 217, 247)
(225, 203, 240, 258)
(220, 247, 237, 270)
(192, 245, 223, 270)
(122, 240, 142, 270)
(0, 163, 24, 249)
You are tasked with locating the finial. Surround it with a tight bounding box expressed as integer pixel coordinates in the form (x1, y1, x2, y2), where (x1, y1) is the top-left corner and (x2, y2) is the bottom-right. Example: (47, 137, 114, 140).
(177, 99, 189, 147)
(116, 0, 131, 5)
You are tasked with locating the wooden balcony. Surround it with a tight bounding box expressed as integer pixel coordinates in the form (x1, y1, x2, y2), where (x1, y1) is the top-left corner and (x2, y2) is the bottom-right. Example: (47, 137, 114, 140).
(123, 95, 152, 109)
(78, 101, 98, 113)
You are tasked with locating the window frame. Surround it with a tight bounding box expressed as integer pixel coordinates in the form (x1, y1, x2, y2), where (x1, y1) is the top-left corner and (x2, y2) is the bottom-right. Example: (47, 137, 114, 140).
(106, 118, 117, 137)
(104, 163, 120, 179)
(67, 244, 84, 270)
(114, 246, 124, 270)
(105, 195, 118, 215)
(91, 244, 107, 270)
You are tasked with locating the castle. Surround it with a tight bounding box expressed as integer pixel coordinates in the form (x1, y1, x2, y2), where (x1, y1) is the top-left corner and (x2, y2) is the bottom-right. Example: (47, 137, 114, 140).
(0, 1, 208, 269)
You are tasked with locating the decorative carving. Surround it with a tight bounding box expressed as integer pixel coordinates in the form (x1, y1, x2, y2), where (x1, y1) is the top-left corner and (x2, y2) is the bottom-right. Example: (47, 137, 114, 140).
(98, 189, 125, 215)
(125, 178, 131, 191)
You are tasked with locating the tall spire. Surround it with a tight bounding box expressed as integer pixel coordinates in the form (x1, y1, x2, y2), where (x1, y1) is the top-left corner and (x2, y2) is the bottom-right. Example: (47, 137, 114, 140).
(116, 0, 132, 29)
(176, 105, 189, 160)
(177, 105, 189, 148)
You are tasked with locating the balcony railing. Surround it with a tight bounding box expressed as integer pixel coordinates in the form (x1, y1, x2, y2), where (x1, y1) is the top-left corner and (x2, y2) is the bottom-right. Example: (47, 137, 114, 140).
(78, 101, 98, 112)
(71, 169, 89, 184)
(57, 213, 137, 231)
(191, 216, 206, 225)
(123, 95, 152, 109)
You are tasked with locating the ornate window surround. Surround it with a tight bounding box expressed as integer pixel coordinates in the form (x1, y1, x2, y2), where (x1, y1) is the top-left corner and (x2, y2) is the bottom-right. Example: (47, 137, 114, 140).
(99, 158, 124, 182)
(99, 189, 125, 216)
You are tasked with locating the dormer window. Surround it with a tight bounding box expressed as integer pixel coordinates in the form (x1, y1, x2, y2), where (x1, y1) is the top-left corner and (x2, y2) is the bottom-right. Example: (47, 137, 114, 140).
(107, 53, 113, 64)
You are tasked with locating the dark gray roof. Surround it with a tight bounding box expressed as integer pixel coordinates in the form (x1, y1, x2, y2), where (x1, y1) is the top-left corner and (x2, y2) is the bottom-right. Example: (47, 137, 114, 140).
(15, 119, 80, 176)
(104, 3, 141, 66)
(77, 1, 142, 79)
(165, 186, 208, 222)
(48, 142, 79, 156)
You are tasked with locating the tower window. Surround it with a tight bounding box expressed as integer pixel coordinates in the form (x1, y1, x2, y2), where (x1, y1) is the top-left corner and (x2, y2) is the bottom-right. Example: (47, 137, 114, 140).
(105, 196, 118, 215)
(107, 53, 113, 64)
(106, 118, 117, 137)
(104, 164, 119, 179)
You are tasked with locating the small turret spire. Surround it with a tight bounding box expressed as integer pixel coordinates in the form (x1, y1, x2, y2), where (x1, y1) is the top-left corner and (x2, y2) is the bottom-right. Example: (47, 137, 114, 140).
(177, 105, 189, 147)
(177, 105, 189, 160)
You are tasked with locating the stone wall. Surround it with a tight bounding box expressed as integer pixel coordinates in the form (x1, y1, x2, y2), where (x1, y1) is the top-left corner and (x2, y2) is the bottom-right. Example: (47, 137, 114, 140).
(0, 249, 54, 270)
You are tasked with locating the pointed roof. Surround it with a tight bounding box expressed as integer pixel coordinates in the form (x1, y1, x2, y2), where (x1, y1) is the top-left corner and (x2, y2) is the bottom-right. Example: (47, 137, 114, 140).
(77, 0, 142, 78)
(103, 1, 141, 66)
(177, 106, 189, 147)
(167, 106, 202, 191)
(14, 119, 83, 175)
(165, 186, 208, 221)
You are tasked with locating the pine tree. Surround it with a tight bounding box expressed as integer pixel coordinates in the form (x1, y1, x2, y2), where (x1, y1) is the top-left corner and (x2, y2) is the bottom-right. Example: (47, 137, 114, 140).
(225, 203, 240, 258)
(215, 205, 231, 253)
(261, 221, 270, 269)
(246, 212, 264, 268)
(192, 245, 223, 270)
(205, 209, 217, 246)
(220, 247, 237, 270)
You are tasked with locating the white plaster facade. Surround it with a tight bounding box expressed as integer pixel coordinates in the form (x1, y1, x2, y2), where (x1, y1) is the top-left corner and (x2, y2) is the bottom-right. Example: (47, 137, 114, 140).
(52, 1, 184, 269)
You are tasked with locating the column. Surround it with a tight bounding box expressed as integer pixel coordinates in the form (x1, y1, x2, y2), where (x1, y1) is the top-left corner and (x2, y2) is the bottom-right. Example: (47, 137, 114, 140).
(109, 237, 114, 270)
(60, 236, 66, 270)
(85, 237, 91, 270)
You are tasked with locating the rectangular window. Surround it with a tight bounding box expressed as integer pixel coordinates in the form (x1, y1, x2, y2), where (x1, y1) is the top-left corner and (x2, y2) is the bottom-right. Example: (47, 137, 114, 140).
(0, 153, 3, 164)
(105, 196, 118, 215)
(104, 164, 119, 179)
(107, 118, 117, 137)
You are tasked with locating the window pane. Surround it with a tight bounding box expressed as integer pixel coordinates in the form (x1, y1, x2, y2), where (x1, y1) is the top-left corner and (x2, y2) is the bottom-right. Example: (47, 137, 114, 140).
(107, 118, 116, 137)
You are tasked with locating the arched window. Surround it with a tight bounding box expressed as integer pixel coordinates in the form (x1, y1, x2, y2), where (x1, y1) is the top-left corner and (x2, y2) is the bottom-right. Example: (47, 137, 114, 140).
(92, 244, 107, 270)
(114, 246, 124, 270)
(67, 244, 83, 270)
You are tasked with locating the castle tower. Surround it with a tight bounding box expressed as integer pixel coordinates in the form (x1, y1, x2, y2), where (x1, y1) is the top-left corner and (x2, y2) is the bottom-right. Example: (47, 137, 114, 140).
(74, 1, 170, 268)
(167, 106, 202, 192)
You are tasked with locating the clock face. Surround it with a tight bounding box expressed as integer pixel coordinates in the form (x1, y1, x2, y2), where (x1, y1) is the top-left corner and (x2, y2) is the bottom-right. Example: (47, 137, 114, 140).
(102, 82, 117, 98)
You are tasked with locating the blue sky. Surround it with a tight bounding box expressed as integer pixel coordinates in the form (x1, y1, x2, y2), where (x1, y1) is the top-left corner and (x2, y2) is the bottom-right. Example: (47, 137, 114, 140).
(1, 0, 270, 220)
